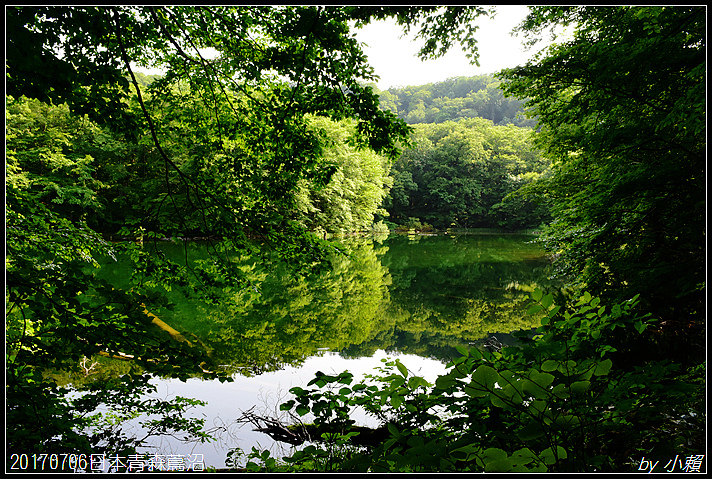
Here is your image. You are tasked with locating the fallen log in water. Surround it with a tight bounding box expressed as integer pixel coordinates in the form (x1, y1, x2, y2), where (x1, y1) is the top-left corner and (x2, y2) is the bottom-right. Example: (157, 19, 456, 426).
(141, 304, 191, 345)
(236, 407, 390, 448)
(91, 305, 211, 373)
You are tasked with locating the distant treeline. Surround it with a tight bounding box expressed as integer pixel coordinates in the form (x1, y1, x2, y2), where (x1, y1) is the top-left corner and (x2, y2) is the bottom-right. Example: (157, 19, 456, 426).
(381, 118, 550, 231)
(372, 74, 536, 128)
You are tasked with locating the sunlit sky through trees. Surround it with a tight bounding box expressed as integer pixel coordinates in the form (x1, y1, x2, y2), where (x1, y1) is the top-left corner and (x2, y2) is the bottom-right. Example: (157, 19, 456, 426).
(354, 5, 556, 89)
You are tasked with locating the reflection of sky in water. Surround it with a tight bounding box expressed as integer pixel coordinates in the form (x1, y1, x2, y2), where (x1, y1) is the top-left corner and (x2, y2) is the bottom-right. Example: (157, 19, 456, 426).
(136, 350, 448, 469)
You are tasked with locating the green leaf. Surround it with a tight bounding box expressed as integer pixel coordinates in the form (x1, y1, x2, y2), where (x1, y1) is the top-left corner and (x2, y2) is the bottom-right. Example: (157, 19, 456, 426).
(490, 392, 508, 408)
(576, 367, 595, 381)
(527, 399, 548, 416)
(522, 371, 554, 399)
(435, 375, 458, 390)
(532, 289, 543, 302)
(593, 358, 613, 376)
(337, 372, 354, 385)
(551, 383, 570, 399)
(510, 447, 538, 466)
(465, 384, 489, 398)
(482, 446, 507, 460)
(470, 365, 500, 392)
(501, 383, 524, 404)
(554, 414, 581, 429)
(527, 304, 543, 315)
(481, 448, 512, 472)
(528, 369, 555, 388)
(540, 445, 567, 465)
(407, 376, 430, 390)
(579, 292, 592, 304)
(485, 458, 512, 472)
(569, 380, 590, 395)
(451, 443, 480, 462)
(455, 344, 470, 358)
(396, 360, 409, 378)
(541, 360, 558, 372)
(556, 360, 576, 374)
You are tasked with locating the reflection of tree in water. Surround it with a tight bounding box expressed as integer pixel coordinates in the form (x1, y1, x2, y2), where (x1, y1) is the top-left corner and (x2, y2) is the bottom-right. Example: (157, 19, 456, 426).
(169, 238, 392, 376)
(101, 234, 557, 376)
(340, 234, 559, 363)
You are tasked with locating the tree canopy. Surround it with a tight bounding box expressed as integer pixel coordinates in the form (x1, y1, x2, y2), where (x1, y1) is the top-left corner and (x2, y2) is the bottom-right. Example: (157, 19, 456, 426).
(499, 6, 705, 357)
(384, 118, 550, 230)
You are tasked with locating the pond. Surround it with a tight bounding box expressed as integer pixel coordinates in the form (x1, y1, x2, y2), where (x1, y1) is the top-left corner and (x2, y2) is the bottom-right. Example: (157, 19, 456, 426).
(93, 232, 559, 469)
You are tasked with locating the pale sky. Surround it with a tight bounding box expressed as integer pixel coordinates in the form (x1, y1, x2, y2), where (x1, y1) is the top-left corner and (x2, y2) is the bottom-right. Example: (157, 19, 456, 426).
(353, 5, 538, 90)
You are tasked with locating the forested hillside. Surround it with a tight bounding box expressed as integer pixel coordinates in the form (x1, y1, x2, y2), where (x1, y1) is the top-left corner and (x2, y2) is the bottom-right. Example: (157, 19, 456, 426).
(367, 74, 548, 231)
(373, 74, 536, 128)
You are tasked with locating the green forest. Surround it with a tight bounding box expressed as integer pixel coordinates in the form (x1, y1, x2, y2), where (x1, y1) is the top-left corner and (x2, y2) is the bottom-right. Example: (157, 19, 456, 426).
(5, 6, 705, 473)
(374, 74, 537, 128)
(382, 117, 550, 230)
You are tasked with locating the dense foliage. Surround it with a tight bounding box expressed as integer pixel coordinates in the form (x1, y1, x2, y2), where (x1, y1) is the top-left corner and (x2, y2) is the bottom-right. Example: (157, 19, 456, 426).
(6, 180, 218, 457)
(499, 6, 705, 356)
(293, 117, 394, 235)
(223, 5, 706, 473)
(373, 74, 536, 127)
(384, 118, 550, 230)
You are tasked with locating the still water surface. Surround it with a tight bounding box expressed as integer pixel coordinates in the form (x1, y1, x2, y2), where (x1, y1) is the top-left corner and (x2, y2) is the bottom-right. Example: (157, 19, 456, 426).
(107, 232, 557, 468)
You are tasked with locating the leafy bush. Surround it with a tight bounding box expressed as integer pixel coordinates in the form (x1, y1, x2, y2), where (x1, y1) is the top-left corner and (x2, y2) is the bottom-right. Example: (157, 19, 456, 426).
(232, 290, 705, 472)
